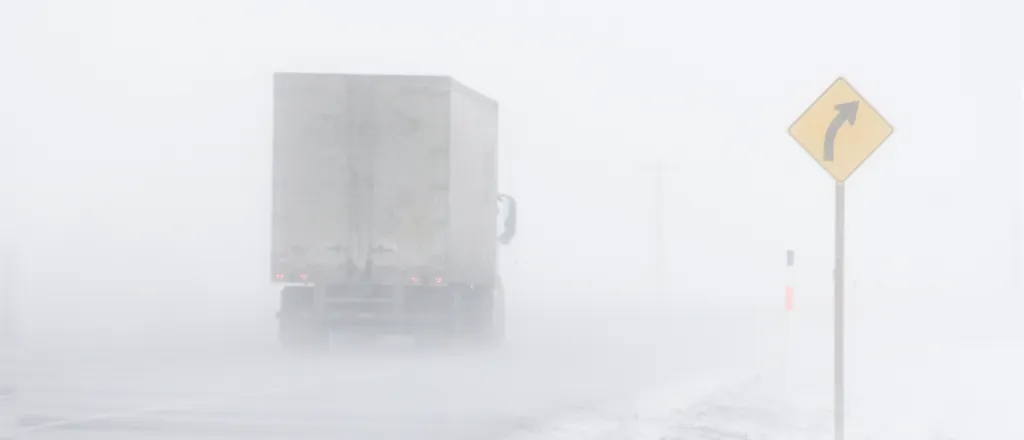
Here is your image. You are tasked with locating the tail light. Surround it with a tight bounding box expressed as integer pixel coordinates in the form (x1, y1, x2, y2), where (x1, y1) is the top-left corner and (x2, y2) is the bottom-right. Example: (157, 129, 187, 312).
(410, 276, 444, 285)
(299, 274, 308, 281)
(275, 273, 285, 281)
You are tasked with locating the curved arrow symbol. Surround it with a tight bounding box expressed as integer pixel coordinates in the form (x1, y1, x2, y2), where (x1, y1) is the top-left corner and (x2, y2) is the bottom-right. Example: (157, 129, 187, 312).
(824, 101, 860, 162)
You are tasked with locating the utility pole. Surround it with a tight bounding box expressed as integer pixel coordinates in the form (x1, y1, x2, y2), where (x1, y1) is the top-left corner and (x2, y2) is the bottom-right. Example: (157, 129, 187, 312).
(0, 168, 16, 440)
(0, 246, 15, 440)
(655, 161, 664, 298)
(1, 142, 19, 439)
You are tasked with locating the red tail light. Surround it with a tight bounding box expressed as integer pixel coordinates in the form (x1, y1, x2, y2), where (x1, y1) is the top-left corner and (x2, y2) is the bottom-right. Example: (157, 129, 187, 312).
(275, 273, 285, 280)
(411, 276, 421, 285)
(299, 274, 308, 281)
(434, 276, 443, 285)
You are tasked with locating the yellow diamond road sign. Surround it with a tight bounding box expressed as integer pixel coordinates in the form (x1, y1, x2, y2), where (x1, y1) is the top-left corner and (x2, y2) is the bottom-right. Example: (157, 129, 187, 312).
(789, 77, 893, 182)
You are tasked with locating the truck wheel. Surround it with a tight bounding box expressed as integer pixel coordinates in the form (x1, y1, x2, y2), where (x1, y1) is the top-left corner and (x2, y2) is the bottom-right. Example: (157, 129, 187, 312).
(277, 286, 328, 352)
(411, 287, 460, 349)
(492, 281, 506, 345)
(279, 316, 328, 352)
(460, 283, 504, 347)
(412, 331, 452, 350)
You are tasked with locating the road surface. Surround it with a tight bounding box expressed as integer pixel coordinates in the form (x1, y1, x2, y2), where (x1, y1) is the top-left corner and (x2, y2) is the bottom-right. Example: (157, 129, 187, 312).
(10, 302, 779, 440)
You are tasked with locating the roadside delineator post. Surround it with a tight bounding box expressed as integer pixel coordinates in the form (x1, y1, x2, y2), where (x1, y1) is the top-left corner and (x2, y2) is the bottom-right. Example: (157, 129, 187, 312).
(785, 286, 793, 334)
(785, 249, 795, 314)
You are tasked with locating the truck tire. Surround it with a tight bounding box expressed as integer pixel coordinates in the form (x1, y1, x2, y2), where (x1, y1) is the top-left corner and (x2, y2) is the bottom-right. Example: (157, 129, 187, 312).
(277, 286, 328, 352)
(411, 288, 460, 349)
(492, 281, 506, 345)
(459, 283, 504, 347)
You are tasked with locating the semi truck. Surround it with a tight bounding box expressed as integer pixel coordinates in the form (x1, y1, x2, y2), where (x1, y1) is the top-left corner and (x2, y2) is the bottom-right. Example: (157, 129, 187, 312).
(271, 73, 517, 350)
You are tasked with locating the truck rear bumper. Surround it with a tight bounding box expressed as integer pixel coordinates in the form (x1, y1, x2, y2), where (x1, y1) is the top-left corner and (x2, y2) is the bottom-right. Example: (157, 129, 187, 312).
(279, 284, 465, 335)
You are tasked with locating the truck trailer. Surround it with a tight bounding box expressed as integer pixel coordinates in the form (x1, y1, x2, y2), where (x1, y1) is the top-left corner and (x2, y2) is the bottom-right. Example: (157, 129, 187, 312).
(271, 73, 517, 349)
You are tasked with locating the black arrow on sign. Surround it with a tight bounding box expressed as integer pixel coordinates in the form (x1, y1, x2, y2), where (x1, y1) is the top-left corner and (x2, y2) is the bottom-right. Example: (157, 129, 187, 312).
(823, 101, 860, 162)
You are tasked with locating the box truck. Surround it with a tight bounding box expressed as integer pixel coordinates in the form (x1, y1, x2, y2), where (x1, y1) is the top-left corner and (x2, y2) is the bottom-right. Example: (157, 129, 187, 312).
(272, 73, 517, 349)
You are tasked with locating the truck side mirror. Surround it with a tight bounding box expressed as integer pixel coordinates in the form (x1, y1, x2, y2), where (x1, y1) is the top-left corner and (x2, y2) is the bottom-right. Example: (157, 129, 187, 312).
(497, 194, 517, 245)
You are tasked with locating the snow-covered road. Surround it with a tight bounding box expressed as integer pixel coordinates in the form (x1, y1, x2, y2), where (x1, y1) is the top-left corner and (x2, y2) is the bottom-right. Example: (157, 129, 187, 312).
(14, 295, 1014, 440)
(636, 343, 1022, 440)
(5, 301, 781, 440)
(518, 304, 1024, 440)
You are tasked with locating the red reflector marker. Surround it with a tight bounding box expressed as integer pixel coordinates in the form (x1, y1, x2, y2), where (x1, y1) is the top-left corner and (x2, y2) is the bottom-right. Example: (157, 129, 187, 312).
(785, 285, 794, 311)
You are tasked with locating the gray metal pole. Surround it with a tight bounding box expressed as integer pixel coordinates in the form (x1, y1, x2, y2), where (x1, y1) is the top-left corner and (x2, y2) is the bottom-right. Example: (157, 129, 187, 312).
(0, 185, 17, 440)
(1, 141, 20, 439)
(0, 269, 14, 440)
(834, 181, 846, 440)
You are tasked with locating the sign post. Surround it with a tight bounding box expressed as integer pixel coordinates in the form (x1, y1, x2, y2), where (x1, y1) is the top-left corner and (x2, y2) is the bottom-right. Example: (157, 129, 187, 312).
(788, 77, 893, 440)
(833, 181, 845, 439)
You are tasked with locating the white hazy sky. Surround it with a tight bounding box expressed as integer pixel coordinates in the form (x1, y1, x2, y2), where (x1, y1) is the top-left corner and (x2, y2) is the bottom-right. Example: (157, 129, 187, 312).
(1, 0, 1021, 331)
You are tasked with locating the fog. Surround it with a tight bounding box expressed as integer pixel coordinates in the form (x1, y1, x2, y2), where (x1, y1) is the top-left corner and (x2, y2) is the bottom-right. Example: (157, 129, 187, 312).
(2, 0, 1022, 439)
